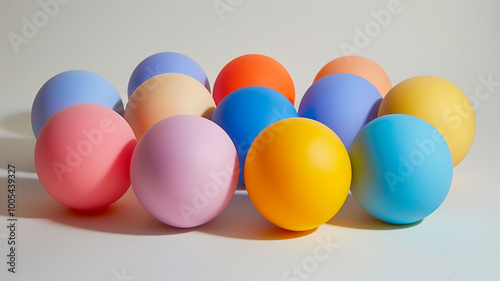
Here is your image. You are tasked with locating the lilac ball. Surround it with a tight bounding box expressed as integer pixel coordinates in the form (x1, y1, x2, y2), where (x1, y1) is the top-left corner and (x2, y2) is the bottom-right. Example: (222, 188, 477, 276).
(130, 115, 239, 228)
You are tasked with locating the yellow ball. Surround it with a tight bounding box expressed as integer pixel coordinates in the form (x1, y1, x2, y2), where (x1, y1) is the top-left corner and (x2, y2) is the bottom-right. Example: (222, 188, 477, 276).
(378, 76, 476, 167)
(244, 117, 351, 231)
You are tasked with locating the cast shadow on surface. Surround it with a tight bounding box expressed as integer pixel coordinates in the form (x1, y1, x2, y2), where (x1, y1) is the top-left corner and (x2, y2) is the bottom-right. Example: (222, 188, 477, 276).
(1, 177, 187, 236)
(1, 111, 37, 173)
(0, 137, 36, 173)
(197, 190, 315, 240)
(328, 194, 421, 230)
(2, 178, 313, 240)
(2, 111, 33, 137)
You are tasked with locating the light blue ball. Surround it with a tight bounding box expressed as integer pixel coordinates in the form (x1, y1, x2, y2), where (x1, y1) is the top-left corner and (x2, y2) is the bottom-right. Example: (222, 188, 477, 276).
(128, 52, 210, 97)
(31, 70, 124, 138)
(211, 86, 298, 184)
(299, 73, 382, 150)
(349, 114, 453, 224)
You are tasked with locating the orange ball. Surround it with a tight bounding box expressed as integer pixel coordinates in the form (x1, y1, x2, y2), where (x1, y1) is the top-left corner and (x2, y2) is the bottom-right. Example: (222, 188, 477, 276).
(314, 56, 392, 97)
(213, 54, 295, 105)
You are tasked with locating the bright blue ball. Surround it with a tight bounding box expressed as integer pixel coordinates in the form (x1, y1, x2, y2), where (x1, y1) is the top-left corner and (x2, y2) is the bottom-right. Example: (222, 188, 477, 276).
(349, 114, 453, 224)
(128, 52, 210, 97)
(31, 70, 123, 138)
(211, 86, 298, 184)
(299, 73, 382, 150)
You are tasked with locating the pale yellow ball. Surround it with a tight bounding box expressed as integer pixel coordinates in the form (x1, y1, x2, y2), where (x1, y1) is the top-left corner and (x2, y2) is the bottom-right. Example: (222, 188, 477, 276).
(378, 76, 476, 167)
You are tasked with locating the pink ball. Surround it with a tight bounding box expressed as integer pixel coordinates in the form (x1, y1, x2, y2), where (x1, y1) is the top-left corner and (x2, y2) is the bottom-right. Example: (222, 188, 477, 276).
(131, 115, 239, 228)
(35, 104, 137, 210)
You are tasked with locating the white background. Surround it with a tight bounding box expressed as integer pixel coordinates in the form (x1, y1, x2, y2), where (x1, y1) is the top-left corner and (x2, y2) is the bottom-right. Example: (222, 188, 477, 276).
(1, 0, 499, 280)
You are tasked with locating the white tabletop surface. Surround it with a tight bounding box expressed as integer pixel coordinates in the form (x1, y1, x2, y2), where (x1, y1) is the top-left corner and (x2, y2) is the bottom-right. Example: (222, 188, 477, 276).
(1, 0, 499, 280)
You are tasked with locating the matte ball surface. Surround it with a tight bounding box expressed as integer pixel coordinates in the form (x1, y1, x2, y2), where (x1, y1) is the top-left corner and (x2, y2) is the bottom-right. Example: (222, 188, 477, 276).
(213, 54, 295, 105)
(378, 76, 476, 166)
(34, 104, 136, 210)
(314, 56, 392, 97)
(128, 52, 210, 97)
(124, 73, 216, 140)
(245, 117, 351, 231)
(130, 115, 239, 228)
(211, 86, 298, 184)
(349, 114, 453, 224)
(299, 73, 382, 150)
(31, 70, 124, 138)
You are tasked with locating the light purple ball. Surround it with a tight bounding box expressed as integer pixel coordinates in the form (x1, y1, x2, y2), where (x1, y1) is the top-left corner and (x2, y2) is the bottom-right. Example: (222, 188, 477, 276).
(131, 115, 239, 228)
(299, 73, 383, 150)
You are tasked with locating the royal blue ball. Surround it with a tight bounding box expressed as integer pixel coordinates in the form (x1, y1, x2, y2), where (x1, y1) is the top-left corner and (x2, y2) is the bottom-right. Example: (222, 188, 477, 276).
(349, 114, 453, 224)
(31, 70, 124, 138)
(128, 52, 210, 97)
(299, 73, 382, 150)
(211, 86, 298, 184)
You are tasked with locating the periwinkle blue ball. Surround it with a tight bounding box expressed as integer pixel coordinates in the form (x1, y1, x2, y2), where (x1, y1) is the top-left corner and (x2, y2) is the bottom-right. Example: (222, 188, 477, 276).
(299, 73, 382, 150)
(128, 52, 210, 97)
(31, 70, 123, 138)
